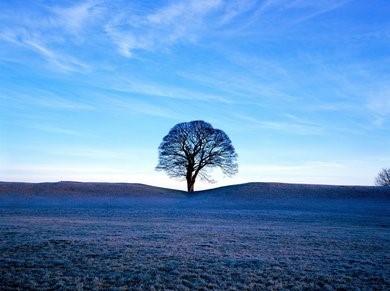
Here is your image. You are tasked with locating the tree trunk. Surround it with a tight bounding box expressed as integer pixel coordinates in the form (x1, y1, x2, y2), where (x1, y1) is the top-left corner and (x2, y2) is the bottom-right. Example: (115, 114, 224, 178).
(187, 181, 194, 192)
(186, 173, 196, 192)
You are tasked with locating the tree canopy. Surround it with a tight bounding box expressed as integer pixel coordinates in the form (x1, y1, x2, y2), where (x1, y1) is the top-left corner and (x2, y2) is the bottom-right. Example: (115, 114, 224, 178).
(156, 120, 238, 192)
(375, 168, 390, 186)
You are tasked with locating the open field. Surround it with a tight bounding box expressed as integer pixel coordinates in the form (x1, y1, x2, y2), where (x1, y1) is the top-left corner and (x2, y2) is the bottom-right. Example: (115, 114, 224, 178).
(1, 182, 389, 290)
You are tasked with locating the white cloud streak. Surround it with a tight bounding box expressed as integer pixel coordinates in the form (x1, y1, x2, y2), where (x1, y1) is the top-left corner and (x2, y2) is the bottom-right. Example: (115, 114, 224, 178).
(26, 39, 90, 72)
(287, 0, 352, 24)
(51, 0, 102, 36)
(100, 95, 178, 119)
(109, 78, 231, 103)
(0, 30, 89, 72)
(234, 113, 324, 135)
(366, 93, 390, 127)
(0, 0, 103, 72)
(2, 88, 95, 111)
(105, 0, 223, 57)
(0, 0, 353, 62)
(26, 124, 88, 137)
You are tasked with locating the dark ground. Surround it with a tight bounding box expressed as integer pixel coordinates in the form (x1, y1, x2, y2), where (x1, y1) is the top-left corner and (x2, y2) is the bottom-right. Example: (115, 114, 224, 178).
(0, 182, 389, 290)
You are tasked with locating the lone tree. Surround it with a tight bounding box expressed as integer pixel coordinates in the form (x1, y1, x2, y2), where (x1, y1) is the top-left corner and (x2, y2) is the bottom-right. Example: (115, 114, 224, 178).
(156, 120, 238, 192)
(375, 168, 390, 186)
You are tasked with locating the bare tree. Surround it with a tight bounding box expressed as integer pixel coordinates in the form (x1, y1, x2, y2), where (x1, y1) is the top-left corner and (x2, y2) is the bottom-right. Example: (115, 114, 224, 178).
(156, 120, 238, 192)
(375, 168, 390, 186)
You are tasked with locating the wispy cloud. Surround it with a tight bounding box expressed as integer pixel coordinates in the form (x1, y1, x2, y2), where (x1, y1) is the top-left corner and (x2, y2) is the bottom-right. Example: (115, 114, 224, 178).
(99, 95, 178, 119)
(285, 0, 352, 24)
(105, 0, 349, 57)
(366, 92, 390, 127)
(213, 0, 258, 26)
(105, 0, 223, 57)
(257, 121, 323, 135)
(97, 74, 231, 104)
(0, 0, 354, 62)
(27, 124, 88, 137)
(178, 68, 296, 106)
(234, 113, 324, 135)
(0, 1, 102, 72)
(47, 146, 151, 161)
(25, 39, 90, 72)
(1, 88, 95, 111)
(0, 29, 89, 72)
(50, 0, 103, 37)
(228, 0, 352, 35)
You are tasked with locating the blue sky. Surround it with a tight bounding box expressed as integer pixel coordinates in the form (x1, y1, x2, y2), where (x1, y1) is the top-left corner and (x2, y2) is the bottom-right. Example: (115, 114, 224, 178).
(1, 0, 389, 190)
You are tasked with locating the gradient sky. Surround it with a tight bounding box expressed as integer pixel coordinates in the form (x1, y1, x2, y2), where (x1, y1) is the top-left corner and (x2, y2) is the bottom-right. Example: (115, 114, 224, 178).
(1, 0, 389, 190)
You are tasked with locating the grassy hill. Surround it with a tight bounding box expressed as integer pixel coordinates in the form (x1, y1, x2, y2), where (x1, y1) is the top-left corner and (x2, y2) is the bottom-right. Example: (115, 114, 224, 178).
(1, 181, 389, 290)
(0, 181, 388, 200)
(196, 182, 390, 200)
(0, 181, 184, 197)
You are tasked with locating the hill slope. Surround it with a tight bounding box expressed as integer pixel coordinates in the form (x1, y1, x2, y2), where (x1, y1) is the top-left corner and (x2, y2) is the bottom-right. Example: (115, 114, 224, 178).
(0, 181, 389, 200)
(198, 182, 390, 200)
(0, 181, 185, 197)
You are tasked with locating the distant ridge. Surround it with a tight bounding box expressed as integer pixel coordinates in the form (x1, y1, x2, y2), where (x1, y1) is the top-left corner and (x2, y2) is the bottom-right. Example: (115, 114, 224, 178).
(198, 182, 390, 200)
(0, 181, 185, 197)
(0, 181, 389, 200)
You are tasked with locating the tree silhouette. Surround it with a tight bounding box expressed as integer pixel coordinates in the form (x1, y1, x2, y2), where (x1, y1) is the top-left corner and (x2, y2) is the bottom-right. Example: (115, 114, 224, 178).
(156, 120, 238, 192)
(375, 168, 390, 186)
